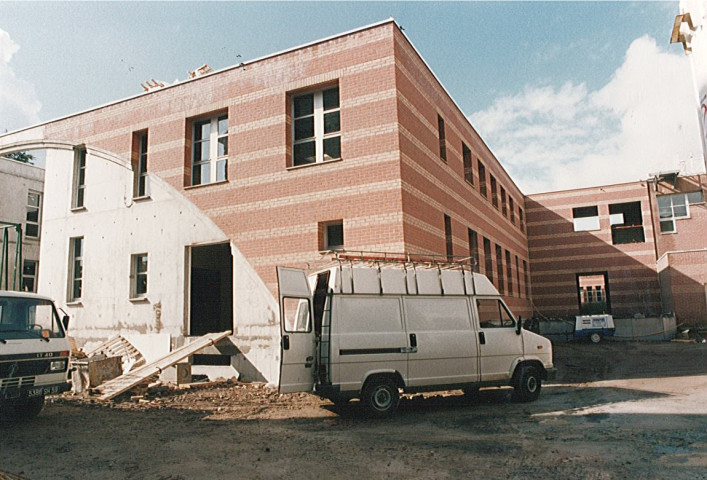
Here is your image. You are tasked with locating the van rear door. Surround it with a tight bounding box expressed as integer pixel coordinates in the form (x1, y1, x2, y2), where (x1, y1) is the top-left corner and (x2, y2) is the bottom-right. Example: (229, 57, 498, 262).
(277, 267, 315, 393)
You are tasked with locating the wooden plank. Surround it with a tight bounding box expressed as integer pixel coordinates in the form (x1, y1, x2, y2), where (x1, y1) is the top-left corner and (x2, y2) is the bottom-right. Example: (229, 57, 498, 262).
(97, 331, 231, 401)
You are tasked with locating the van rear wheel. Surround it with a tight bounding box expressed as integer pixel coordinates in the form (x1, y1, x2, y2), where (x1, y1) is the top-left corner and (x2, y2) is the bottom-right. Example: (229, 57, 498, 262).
(513, 366, 541, 403)
(362, 377, 399, 418)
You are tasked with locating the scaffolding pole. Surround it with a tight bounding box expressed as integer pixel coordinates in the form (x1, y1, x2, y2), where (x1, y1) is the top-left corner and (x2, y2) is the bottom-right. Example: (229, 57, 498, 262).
(0, 221, 23, 291)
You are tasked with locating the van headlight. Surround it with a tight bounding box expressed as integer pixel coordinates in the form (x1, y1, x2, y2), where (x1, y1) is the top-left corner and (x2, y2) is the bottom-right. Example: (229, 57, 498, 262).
(50, 360, 67, 371)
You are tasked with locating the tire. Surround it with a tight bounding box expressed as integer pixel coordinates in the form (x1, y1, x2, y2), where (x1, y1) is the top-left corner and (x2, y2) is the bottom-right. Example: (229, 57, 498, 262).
(14, 396, 44, 419)
(513, 366, 541, 403)
(589, 332, 602, 344)
(362, 377, 400, 418)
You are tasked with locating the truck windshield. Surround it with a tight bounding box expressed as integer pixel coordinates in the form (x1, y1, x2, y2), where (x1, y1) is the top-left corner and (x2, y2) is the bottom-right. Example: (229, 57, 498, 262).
(0, 297, 65, 341)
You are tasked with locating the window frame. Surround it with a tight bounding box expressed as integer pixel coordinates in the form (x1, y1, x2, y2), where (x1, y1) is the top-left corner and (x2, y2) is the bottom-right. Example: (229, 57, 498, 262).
(657, 191, 703, 234)
(572, 206, 600, 232)
(490, 175, 498, 209)
(130, 253, 148, 299)
(72, 146, 87, 209)
(191, 114, 228, 186)
(68, 236, 84, 302)
(132, 131, 150, 198)
(322, 220, 344, 251)
(25, 191, 41, 239)
(462, 143, 473, 185)
(478, 161, 487, 198)
(22, 259, 38, 293)
(437, 115, 447, 162)
(291, 85, 341, 167)
(468, 228, 480, 273)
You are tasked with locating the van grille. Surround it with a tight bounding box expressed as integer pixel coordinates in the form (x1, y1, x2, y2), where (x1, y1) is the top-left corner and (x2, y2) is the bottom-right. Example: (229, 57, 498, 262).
(1, 376, 36, 389)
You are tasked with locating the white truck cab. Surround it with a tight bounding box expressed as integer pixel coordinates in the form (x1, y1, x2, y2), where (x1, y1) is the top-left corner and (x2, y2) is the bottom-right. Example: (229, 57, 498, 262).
(0, 290, 72, 418)
(277, 255, 556, 417)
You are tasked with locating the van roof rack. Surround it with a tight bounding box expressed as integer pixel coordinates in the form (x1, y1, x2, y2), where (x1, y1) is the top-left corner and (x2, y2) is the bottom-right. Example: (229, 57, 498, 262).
(323, 250, 476, 270)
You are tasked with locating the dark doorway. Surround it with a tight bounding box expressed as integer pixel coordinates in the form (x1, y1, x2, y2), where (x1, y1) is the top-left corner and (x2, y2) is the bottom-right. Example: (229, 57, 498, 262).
(189, 243, 233, 336)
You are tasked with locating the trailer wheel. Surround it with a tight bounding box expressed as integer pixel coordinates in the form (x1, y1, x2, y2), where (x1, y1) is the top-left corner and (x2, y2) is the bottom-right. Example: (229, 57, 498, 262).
(14, 396, 44, 419)
(362, 377, 399, 418)
(589, 332, 602, 344)
(513, 366, 541, 403)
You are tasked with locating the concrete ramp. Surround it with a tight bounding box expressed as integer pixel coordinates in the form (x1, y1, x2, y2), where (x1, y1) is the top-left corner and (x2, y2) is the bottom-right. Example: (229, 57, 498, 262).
(97, 331, 231, 401)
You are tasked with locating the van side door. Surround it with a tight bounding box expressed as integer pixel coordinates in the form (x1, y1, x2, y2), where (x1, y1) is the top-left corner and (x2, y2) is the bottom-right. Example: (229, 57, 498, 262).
(277, 267, 315, 394)
(474, 297, 524, 382)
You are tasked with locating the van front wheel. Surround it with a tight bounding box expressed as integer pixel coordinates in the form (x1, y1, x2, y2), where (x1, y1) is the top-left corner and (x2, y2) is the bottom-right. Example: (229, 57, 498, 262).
(513, 366, 541, 403)
(14, 395, 45, 419)
(362, 377, 399, 418)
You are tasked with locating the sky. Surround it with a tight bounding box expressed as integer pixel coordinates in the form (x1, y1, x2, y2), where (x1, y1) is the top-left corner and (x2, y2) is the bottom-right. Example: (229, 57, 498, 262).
(0, 1, 703, 193)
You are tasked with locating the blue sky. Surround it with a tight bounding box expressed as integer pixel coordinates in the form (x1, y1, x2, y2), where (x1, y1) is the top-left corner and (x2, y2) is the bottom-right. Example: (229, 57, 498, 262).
(0, 1, 703, 192)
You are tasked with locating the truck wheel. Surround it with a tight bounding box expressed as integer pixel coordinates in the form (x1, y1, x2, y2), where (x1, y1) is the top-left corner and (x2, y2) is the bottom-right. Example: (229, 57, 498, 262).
(14, 396, 45, 419)
(513, 366, 541, 403)
(362, 377, 399, 418)
(589, 332, 602, 344)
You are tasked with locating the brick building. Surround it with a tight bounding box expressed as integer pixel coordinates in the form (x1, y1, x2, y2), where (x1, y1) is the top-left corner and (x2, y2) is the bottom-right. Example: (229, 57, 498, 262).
(0, 20, 531, 382)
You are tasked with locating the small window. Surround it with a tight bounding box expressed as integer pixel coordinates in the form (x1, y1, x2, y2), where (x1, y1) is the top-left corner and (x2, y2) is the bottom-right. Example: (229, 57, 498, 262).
(483, 237, 493, 283)
(609, 201, 644, 244)
(495, 244, 504, 294)
(476, 298, 516, 329)
(437, 115, 447, 162)
(515, 255, 521, 298)
(132, 131, 150, 198)
(523, 260, 530, 298)
(468, 228, 480, 273)
(191, 114, 228, 186)
(130, 253, 148, 298)
(68, 237, 84, 301)
(519, 208, 525, 232)
(509, 197, 515, 224)
(322, 220, 344, 250)
(572, 206, 599, 232)
(490, 175, 498, 208)
(505, 250, 513, 297)
(22, 260, 38, 292)
(501, 187, 507, 217)
(25, 191, 41, 239)
(478, 161, 487, 198)
(282, 297, 311, 333)
(462, 143, 473, 184)
(72, 146, 87, 209)
(658, 191, 703, 233)
(444, 214, 453, 260)
(292, 86, 341, 166)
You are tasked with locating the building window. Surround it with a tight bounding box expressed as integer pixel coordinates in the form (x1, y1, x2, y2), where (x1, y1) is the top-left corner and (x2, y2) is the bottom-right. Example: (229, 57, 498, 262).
(515, 255, 521, 298)
(22, 260, 38, 292)
(192, 114, 228, 186)
(523, 260, 530, 298)
(132, 131, 150, 198)
(577, 272, 610, 314)
(68, 237, 83, 301)
(657, 191, 704, 233)
(321, 220, 344, 251)
(437, 115, 447, 162)
(293, 86, 340, 166)
(505, 250, 513, 297)
(25, 191, 41, 239)
(495, 244, 504, 294)
(130, 253, 148, 298)
(483, 237, 493, 283)
(609, 201, 645, 244)
(509, 197, 515, 224)
(462, 143, 473, 184)
(72, 146, 86, 209)
(490, 175, 498, 209)
(501, 187, 507, 217)
(444, 214, 453, 260)
(572, 206, 599, 232)
(478, 161, 487, 198)
(519, 208, 525, 232)
(468, 228, 480, 272)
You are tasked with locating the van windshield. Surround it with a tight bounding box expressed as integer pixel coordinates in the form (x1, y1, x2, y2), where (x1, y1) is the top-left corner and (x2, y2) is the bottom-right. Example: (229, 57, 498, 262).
(0, 297, 65, 341)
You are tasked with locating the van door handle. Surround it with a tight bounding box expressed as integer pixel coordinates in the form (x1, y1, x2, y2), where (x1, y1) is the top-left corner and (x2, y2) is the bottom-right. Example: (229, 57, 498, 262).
(282, 335, 290, 350)
(305, 356, 313, 368)
(479, 332, 486, 345)
(409, 333, 417, 348)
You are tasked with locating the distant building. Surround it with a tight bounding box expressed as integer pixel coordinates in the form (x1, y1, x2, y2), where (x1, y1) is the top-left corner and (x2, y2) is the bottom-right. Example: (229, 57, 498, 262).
(0, 156, 44, 292)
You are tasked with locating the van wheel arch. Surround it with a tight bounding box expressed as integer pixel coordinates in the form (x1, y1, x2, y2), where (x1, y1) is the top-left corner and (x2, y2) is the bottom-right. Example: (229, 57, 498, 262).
(360, 372, 404, 418)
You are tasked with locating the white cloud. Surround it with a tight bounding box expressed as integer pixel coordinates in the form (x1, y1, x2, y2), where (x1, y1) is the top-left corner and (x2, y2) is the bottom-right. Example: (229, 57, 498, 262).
(470, 36, 704, 194)
(0, 29, 41, 133)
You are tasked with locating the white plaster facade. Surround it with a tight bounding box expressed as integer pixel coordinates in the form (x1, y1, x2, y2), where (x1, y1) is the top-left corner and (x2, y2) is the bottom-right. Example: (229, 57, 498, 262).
(0, 155, 44, 291)
(0, 140, 280, 384)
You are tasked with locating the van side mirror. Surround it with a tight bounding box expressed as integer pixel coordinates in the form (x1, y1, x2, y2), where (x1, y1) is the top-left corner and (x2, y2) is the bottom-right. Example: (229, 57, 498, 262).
(62, 315, 70, 331)
(516, 316, 522, 335)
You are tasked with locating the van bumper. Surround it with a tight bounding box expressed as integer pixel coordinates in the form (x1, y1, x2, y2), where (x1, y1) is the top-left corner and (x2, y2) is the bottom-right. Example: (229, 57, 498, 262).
(544, 367, 557, 382)
(0, 381, 71, 405)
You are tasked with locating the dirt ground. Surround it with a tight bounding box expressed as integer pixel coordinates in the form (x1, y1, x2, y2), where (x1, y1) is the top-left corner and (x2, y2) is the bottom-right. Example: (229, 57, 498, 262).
(1, 341, 706, 480)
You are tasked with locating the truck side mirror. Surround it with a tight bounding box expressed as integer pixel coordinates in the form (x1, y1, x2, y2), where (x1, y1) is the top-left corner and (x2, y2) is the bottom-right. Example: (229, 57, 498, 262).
(62, 315, 70, 331)
(516, 316, 522, 335)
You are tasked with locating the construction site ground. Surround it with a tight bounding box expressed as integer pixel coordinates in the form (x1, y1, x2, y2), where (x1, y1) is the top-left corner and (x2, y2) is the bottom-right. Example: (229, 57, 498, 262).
(1, 341, 706, 480)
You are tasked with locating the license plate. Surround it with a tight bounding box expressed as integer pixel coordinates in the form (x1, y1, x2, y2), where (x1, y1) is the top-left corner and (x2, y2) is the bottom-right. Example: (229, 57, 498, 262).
(27, 386, 59, 398)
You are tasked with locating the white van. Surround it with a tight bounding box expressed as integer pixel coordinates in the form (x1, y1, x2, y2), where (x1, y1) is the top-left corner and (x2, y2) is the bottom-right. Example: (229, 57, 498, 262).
(0, 291, 72, 418)
(277, 257, 556, 417)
